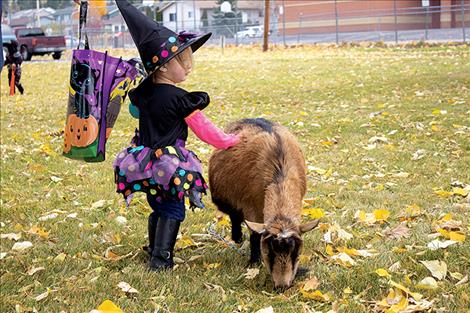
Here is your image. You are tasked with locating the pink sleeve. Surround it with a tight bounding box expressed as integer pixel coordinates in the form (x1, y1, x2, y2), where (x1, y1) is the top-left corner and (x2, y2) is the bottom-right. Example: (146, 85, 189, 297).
(185, 110, 239, 149)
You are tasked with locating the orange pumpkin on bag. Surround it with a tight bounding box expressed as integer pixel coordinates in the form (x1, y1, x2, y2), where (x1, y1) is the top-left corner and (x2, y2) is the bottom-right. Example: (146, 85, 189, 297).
(62, 1, 138, 163)
(66, 114, 99, 147)
(63, 121, 73, 153)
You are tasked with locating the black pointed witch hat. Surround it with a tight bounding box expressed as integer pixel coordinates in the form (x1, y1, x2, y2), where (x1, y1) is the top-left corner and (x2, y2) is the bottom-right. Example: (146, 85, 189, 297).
(115, 0, 211, 81)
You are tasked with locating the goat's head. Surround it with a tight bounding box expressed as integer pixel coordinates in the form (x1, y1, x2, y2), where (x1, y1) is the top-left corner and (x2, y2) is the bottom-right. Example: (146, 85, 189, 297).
(246, 217, 319, 289)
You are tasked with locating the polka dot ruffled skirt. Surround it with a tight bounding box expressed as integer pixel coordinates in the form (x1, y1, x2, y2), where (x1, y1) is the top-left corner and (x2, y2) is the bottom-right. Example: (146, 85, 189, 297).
(113, 139, 207, 209)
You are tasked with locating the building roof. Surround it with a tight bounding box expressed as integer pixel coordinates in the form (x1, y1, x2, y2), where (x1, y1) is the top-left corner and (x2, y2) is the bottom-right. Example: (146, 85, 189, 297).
(11, 7, 55, 19)
(10, 17, 30, 27)
(106, 3, 148, 18)
(10, 7, 55, 27)
(53, 6, 75, 16)
(102, 14, 126, 26)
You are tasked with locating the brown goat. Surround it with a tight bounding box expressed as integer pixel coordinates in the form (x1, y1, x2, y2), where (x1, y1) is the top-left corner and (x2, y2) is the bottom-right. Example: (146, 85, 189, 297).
(208, 118, 319, 289)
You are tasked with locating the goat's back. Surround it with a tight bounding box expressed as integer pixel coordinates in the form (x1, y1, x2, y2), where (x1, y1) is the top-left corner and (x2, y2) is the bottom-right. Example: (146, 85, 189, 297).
(208, 118, 306, 223)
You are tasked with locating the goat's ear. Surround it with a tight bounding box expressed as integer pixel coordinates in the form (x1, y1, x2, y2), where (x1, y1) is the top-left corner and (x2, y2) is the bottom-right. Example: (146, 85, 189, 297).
(245, 220, 266, 234)
(299, 219, 320, 234)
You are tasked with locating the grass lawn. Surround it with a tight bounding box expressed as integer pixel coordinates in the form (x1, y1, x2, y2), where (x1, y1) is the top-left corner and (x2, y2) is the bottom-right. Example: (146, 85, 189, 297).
(1, 44, 469, 313)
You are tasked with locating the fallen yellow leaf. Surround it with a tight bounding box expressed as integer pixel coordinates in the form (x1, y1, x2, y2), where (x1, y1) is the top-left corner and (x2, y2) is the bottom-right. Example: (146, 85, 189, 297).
(404, 204, 422, 217)
(331, 252, 357, 267)
(431, 124, 440, 132)
(175, 236, 198, 250)
(374, 209, 391, 221)
(376, 268, 391, 278)
(105, 250, 120, 260)
(438, 229, 466, 242)
(216, 215, 231, 228)
(299, 254, 311, 265)
(321, 140, 334, 146)
(440, 213, 452, 222)
(204, 263, 222, 270)
(303, 276, 319, 291)
(452, 187, 469, 197)
(300, 288, 331, 302)
(303, 198, 318, 205)
(54, 253, 66, 263)
(336, 246, 360, 257)
(434, 189, 453, 198)
(390, 281, 423, 301)
(374, 184, 384, 191)
(389, 289, 409, 312)
(27, 226, 49, 239)
(302, 208, 325, 219)
(404, 274, 412, 286)
(326, 245, 334, 256)
(448, 231, 466, 242)
(94, 299, 124, 313)
(40, 143, 58, 156)
(420, 260, 447, 280)
(416, 277, 439, 290)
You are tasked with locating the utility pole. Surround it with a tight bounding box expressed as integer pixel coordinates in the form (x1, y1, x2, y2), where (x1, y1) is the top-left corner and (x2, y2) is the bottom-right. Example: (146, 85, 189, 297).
(282, 0, 286, 46)
(393, 0, 398, 44)
(175, 0, 178, 32)
(263, 0, 270, 51)
(462, 0, 466, 43)
(8, 0, 12, 24)
(193, 0, 196, 31)
(234, 1, 239, 46)
(36, 0, 41, 27)
(334, 0, 339, 44)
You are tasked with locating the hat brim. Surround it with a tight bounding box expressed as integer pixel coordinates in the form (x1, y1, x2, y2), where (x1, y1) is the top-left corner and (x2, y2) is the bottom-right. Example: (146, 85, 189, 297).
(134, 32, 212, 91)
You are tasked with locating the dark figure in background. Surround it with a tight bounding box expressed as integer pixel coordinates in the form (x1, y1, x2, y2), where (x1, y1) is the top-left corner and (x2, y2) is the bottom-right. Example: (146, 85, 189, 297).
(4, 40, 24, 94)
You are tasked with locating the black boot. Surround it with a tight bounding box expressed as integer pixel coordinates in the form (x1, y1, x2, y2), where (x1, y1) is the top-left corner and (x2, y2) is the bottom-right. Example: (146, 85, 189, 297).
(143, 213, 158, 257)
(149, 217, 180, 271)
(17, 84, 24, 95)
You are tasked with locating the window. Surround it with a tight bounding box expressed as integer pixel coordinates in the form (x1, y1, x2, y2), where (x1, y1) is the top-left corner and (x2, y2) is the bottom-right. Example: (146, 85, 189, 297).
(169, 13, 176, 22)
(17, 28, 44, 37)
(188, 11, 192, 18)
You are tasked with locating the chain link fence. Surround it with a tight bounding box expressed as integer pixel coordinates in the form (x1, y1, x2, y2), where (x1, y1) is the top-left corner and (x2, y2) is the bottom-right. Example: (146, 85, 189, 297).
(32, 2, 470, 50)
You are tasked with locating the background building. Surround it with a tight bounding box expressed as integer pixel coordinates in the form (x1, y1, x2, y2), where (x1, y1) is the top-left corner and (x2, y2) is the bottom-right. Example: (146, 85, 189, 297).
(274, 0, 470, 35)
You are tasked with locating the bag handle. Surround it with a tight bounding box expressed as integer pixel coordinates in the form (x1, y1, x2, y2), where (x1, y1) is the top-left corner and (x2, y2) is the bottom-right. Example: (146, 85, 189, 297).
(78, 0, 90, 50)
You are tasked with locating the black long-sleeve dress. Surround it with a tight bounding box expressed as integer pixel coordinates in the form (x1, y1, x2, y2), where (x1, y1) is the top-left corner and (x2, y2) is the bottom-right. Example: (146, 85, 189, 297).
(113, 79, 210, 208)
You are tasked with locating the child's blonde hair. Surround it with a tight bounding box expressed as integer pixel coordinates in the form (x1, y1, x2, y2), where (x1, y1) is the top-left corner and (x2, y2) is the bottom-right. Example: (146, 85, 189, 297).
(175, 47, 193, 71)
(153, 47, 193, 82)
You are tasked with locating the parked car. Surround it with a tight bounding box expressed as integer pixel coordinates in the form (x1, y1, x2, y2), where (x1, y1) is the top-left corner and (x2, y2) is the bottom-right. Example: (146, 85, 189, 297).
(15, 27, 66, 61)
(235, 26, 271, 39)
(65, 35, 80, 49)
(2, 24, 18, 64)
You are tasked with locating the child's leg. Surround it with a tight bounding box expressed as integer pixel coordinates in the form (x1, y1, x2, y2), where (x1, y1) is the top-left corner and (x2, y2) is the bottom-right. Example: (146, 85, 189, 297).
(15, 66, 23, 94)
(7, 68, 12, 87)
(149, 199, 185, 271)
(156, 199, 185, 221)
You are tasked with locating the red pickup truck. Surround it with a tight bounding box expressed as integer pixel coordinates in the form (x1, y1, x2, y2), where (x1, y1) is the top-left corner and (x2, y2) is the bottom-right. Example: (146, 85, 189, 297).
(15, 27, 66, 61)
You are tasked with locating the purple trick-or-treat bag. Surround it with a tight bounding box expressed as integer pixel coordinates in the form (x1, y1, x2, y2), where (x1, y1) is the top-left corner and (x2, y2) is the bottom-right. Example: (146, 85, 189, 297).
(63, 1, 137, 162)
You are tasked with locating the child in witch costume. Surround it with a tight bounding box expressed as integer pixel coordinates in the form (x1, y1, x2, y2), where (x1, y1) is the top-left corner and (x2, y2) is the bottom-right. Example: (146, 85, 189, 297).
(4, 40, 24, 94)
(113, 0, 239, 271)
